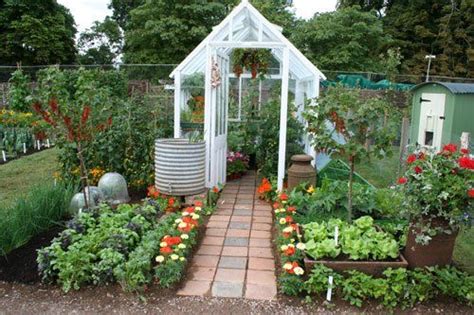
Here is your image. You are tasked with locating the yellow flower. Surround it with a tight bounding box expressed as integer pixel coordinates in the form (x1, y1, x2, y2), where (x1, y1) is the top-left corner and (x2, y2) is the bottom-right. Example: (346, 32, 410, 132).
(181, 234, 189, 240)
(179, 257, 186, 262)
(279, 218, 287, 225)
(307, 185, 315, 194)
(171, 254, 179, 260)
(281, 245, 288, 251)
(178, 244, 186, 249)
(294, 267, 304, 276)
(192, 214, 200, 220)
(155, 255, 165, 263)
(296, 243, 306, 250)
(283, 262, 293, 270)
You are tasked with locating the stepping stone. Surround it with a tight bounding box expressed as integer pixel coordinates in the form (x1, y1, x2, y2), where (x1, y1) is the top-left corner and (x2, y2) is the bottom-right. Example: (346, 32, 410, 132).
(252, 223, 272, 231)
(246, 270, 276, 285)
(231, 216, 251, 223)
(206, 228, 227, 237)
(249, 238, 272, 248)
(229, 222, 251, 230)
(177, 280, 211, 296)
(250, 230, 271, 239)
(212, 281, 243, 298)
(249, 247, 273, 258)
(233, 209, 252, 216)
(226, 229, 250, 237)
(202, 236, 225, 246)
(245, 283, 276, 300)
(224, 237, 249, 247)
(219, 256, 247, 269)
(189, 267, 216, 281)
(215, 268, 246, 283)
(192, 255, 220, 268)
(222, 246, 248, 257)
(248, 257, 274, 271)
(196, 245, 222, 256)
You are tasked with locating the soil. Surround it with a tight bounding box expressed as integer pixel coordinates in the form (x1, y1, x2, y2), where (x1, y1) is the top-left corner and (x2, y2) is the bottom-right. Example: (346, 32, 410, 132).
(0, 225, 64, 283)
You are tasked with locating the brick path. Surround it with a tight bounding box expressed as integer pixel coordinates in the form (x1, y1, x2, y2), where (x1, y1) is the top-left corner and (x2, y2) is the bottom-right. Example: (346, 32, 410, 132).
(177, 173, 277, 300)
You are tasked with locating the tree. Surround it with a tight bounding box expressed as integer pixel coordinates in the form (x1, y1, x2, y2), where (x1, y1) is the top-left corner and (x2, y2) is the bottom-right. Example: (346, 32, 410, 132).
(108, 0, 144, 30)
(77, 17, 123, 65)
(0, 0, 77, 65)
(291, 7, 391, 72)
(305, 85, 396, 221)
(337, 0, 390, 16)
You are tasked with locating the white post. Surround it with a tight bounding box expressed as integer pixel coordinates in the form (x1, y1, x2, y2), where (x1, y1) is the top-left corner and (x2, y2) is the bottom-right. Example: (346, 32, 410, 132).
(461, 132, 470, 150)
(277, 47, 290, 191)
(204, 45, 213, 187)
(174, 71, 182, 138)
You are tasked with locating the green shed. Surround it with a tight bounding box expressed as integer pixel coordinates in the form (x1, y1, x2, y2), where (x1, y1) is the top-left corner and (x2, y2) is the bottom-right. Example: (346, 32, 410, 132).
(410, 82, 474, 151)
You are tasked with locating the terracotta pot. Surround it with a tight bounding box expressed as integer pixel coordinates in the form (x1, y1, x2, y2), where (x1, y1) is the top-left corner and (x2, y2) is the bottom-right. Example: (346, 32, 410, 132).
(403, 218, 458, 268)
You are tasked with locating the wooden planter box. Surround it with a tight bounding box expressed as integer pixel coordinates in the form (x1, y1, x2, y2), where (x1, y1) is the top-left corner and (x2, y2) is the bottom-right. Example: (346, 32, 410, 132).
(303, 254, 409, 277)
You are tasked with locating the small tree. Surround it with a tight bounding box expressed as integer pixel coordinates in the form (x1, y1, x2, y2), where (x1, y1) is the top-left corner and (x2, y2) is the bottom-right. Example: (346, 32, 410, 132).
(33, 99, 111, 208)
(305, 85, 396, 221)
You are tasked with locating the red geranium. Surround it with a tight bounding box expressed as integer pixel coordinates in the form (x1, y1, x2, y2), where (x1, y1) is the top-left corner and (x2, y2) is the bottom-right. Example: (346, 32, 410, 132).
(459, 156, 474, 170)
(442, 143, 457, 154)
(398, 177, 407, 184)
(461, 148, 470, 155)
(184, 206, 195, 214)
(468, 189, 474, 198)
(183, 216, 198, 227)
(168, 198, 175, 207)
(178, 223, 193, 233)
(407, 154, 417, 164)
(273, 202, 280, 209)
(257, 178, 272, 194)
(414, 166, 423, 174)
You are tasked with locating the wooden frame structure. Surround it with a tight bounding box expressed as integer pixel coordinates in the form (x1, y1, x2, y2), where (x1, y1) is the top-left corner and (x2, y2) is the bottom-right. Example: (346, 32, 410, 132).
(170, 0, 325, 190)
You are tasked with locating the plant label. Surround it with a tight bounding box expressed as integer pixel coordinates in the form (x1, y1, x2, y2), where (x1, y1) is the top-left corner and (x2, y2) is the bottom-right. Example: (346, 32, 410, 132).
(326, 276, 334, 301)
(334, 226, 339, 246)
(2, 150, 6, 162)
(37, 140, 41, 150)
(23, 143, 27, 154)
(46, 139, 50, 148)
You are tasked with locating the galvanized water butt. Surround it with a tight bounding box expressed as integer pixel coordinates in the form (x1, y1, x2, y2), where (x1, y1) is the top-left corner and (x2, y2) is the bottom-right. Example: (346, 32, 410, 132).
(287, 154, 316, 192)
(155, 139, 206, 196)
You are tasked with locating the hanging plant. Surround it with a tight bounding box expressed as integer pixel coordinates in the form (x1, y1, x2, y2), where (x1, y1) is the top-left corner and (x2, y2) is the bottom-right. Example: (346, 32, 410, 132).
(231, 48, 272, 79)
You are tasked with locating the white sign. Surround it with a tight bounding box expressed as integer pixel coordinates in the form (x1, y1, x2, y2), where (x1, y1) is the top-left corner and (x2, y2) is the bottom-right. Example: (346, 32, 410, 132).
(2, 150, 6, 162)
(326, 276, 334, 301)
(334, 226, 339, 246)
(23, 143, 27, 154)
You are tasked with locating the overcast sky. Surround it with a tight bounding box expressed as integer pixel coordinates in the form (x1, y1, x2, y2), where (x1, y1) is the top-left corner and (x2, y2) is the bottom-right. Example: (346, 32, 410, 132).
(57, 0, 338, 33)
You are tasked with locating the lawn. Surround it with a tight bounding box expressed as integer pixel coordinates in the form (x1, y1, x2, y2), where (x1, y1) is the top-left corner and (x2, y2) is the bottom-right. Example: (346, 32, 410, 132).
(0, 148, 60, 207)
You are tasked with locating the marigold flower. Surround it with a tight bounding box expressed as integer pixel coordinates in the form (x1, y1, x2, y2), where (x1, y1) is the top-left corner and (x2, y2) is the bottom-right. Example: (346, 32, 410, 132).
(283, 262, 293, 270)
(279, 218, 287, 225)
(178, 244, 186, 249)
(181, 234, 189, 240)
(178, 222, 187, 228)
(192, 214, 200, 220)
(155, 255, 165, 263)
(294, 267, 304, 276)
(160, 242, 168, 248)
(179, 257, 186, 262)
(296, 243, 306, 250)
(171, 254, 179, 260)
(306, 186, 315, 194)
(160, 247, 173, 255)
(195, 207, 202, 212)
(281, 245, 288, 251)
(280, 193, 288, 201)
(194, 200, 203, 207)
(287, 206, 296, 212)
(284, 246, 296, 256)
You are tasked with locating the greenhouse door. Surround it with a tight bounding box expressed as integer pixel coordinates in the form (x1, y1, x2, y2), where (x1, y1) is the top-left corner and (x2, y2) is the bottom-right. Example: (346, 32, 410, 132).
(208, 53, 229, 188)
(418, 93, 446, 151)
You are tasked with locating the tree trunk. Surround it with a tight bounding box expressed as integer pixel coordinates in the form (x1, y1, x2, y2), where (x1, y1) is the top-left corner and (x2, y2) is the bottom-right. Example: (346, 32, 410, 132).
(77, 142, 90, 209)
(348, 156, 355, 222)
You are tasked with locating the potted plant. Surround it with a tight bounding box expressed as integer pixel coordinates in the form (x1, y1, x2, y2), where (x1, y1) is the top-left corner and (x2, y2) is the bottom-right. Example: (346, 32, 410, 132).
(398, 144, 474, 267)
(231, 48, 272, 79)
(226, 151, 249, 180)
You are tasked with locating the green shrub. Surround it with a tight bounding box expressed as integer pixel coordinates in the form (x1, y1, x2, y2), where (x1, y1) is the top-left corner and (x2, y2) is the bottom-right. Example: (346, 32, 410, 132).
(0, 183, 75, 255)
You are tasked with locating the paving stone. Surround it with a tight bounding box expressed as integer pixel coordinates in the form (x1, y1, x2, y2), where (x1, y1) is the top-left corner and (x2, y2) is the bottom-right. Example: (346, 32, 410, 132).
(177, 280, 211, 296)
(253, 216, 272, 224)
(224, 237, 249, 247)
(248, 247, 273, 258)
(246, 270, 276, 285)
(254, 204, 272, 211)
(226, 229, 250, 237)
(248, 257, 274, 271)
(209, 215, 231, 222)
(249, 238, 272, 248)
(252, 223, 272, 231)
(202, 236, 225, 246)
(233, 209, 252, 216)
(196, 245, 222, 256)
(237, 194, 254, 199)
(217, 203, 234, 209)
(218, 256, 247, 269)
(228, 222, 251, 230)
(233, 204, 253, 210)
(207, 221, 229, 229)
(231, 216, 252, 223)
(222, 246, 248, 257)
(214, 268, 246, 283)
(250, 230, 272, 239)
(253, 210, 272, 218)
(245, 283, 277, 300)
(212, 281, 243, 298)
(192, 255, 220, 268)
(206, 228, 227, 237)
(219, 198, 236, 204)
(188, 267, 216, 281)
(254, 199, 269, 205)
(235, 199, 253, 205)
(214, 209, 233, 215)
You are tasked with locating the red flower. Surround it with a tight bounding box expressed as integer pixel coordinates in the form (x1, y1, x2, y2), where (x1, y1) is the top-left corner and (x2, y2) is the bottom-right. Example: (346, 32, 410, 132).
(459, 157, 474, 170)
(147, 186, 159, 198)
(183, 216, 198, 227)
(184, 206, 195, 214)
(285, 216, 294, 224)
(163, 236, 182, 246)
(461, 148, 470, 155)
(213, 186, 219, 193)
(398, 177, 407, 184)
(287, 206, 296, 213)
(273, 202, 280, 209)
(284, 246, 296, 256)
(442, 143, 457, 153)
(160, 247, 173, 255)
(257, 178, 272, 195)
(168, 197, 175, 207)
(194, 200, 203, 207)
(81, 106, 91, 125)
(280, 193, 288, 201)
(107, 116, 113, 126)
(414, 166, 423, 174)
(407, 154, 417, 164)
(468, 189, 474, 198)
(178, 224, 193, 233)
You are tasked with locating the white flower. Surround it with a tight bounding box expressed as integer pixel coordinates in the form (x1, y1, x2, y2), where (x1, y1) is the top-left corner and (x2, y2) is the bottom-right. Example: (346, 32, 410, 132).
(288, 244, 295, 248)
(281, 245, 288, 251)
(160, 242, 168, 248)
(175, 218, 182, 224)
(178, 222, 187, 228)
(155, 255, 165, 263)
(195, 207, 202, 211)
(192, 214, 200, 220)
(279, 218, 287, 225)
(296, 243, 306, 250)
(283, 262, 293, 270)
(290, 238, 295, 243)
(178, 243, 186, 249)
(283, 227, 293, 233)
(179, 257, 186, 262)
(171, 254, 179, 260)
(279, 208, 286, 213)
(181, 234, 189, 240)
(182, 211, 190, 216)
(294, 267, 304, 275)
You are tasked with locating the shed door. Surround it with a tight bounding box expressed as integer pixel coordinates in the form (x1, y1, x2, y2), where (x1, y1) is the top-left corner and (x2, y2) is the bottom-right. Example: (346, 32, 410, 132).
(418, 93, 446, 151)
(208, 52, 229, 188)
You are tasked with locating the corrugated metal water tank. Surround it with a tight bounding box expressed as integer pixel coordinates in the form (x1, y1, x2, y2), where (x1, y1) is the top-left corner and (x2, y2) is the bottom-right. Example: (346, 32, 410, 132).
(155, 139, 206, 196)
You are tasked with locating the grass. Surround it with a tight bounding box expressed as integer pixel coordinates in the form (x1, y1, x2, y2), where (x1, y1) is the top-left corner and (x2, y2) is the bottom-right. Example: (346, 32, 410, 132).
(0, 148, 60, 207)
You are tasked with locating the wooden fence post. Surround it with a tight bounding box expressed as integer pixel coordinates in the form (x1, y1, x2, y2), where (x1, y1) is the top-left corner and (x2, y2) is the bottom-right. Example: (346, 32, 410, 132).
(398, 117, 410, 177)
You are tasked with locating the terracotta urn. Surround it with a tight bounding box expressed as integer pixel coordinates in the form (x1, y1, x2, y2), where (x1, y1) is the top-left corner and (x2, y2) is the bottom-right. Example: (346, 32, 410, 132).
(287, 154, 316, 192)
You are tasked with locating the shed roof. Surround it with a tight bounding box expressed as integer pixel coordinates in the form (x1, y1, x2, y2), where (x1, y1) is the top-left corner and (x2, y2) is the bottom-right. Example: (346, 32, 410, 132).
(170, 0, 325, 81)
(412, 82, 474, 95)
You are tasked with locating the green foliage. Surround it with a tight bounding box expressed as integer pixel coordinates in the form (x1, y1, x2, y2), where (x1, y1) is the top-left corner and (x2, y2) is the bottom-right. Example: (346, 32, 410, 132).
(77, 17, 123, 65)
(278, 272, 304, 296)
(0, 0, 77, 65)
(302, 217, 400, 261)
(304, 264, 343, 295)
(0, 183, 75, 255)
(7, 69, 31, 112)
(291, 6, 390, 72)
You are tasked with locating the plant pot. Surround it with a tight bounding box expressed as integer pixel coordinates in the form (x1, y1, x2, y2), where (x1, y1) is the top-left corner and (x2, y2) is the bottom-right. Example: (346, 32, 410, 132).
(403, 218, 458, 268)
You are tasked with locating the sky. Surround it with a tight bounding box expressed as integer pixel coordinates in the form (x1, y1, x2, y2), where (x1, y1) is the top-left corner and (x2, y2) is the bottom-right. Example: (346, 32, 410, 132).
(57, 0, 338, 33)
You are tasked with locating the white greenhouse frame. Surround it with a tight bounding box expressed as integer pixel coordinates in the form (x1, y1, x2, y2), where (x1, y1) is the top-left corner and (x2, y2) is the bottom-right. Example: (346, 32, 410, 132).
(170, 0, 326, 190)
